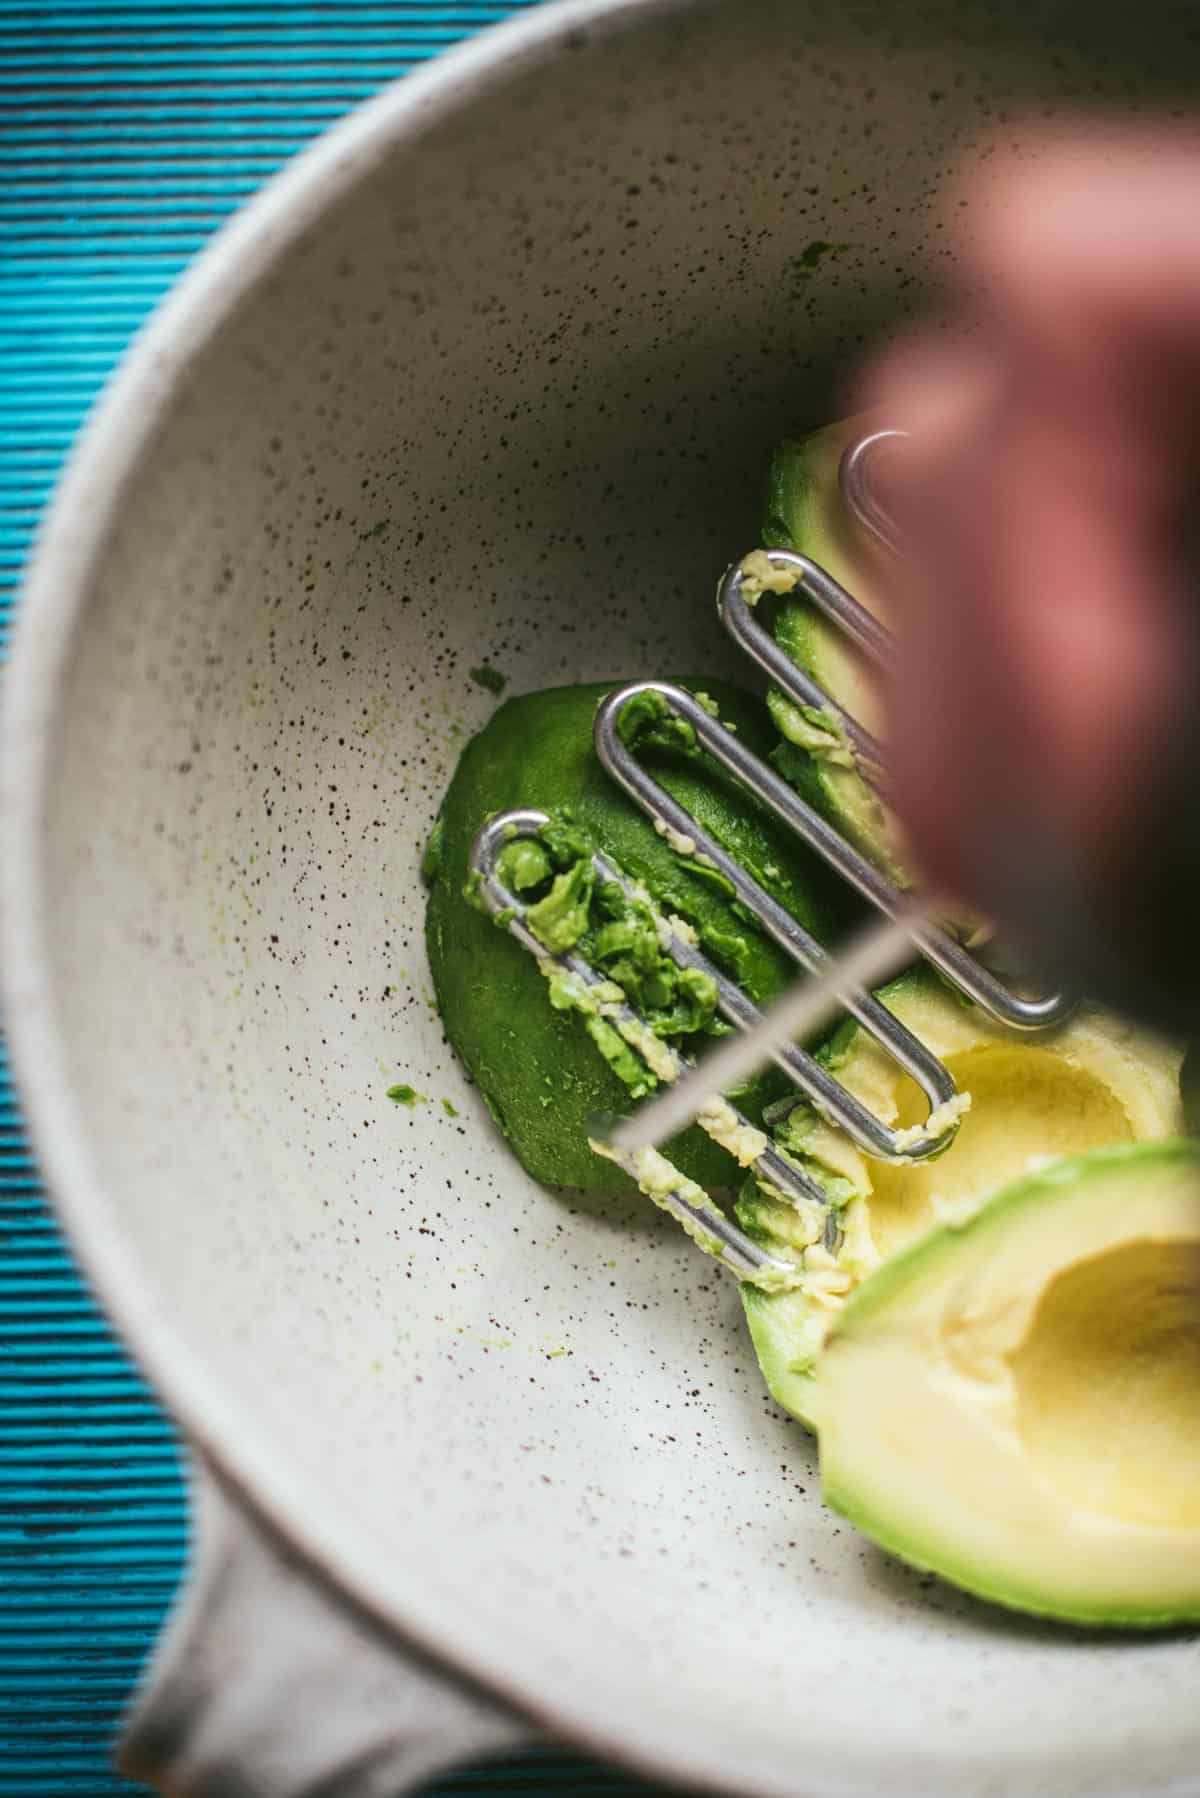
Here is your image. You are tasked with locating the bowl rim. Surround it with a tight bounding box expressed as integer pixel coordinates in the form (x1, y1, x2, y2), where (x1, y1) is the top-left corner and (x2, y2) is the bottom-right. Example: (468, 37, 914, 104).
(0, 1, 769, 1792)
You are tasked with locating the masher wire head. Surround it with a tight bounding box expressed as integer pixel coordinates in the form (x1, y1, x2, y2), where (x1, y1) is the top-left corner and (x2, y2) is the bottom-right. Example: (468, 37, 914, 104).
(466, 425, 1075, 1265)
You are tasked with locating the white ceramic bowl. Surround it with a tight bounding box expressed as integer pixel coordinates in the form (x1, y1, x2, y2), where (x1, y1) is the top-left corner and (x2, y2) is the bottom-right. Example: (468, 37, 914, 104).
(5, 3, 1200, 1794)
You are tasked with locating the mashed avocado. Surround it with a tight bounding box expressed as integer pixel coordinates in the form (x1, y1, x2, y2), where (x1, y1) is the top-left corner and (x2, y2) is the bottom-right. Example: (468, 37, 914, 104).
(425, 679, 847, 1191)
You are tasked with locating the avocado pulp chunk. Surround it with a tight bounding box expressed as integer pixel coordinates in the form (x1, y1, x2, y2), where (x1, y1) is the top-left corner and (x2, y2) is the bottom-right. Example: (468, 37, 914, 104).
(736, 970, 1183, 1426)
(813, 1142, 1200, 1624)
(424, 678, 846, 1192)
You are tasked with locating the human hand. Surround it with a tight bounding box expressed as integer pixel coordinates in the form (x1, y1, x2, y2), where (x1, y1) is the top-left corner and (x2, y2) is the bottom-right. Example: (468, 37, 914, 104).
(861, 127, 1200, 1025)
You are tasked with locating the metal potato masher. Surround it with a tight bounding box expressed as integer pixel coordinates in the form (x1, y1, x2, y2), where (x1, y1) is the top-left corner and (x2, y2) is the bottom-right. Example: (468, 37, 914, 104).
(468, 429, 1073, 1279)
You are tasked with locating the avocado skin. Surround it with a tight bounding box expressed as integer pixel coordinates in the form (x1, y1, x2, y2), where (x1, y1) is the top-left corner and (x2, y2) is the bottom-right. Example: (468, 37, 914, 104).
(758, 424, 913, 887)
(425, 679, 846, 1191)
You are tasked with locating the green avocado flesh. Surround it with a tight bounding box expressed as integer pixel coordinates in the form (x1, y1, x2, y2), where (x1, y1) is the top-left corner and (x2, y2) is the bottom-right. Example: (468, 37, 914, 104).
(762, 416, 907, 883)
(738, 969, 1183, 1428)
(812, 1141, 1200, 1626)
(425, 679, 845, 1191)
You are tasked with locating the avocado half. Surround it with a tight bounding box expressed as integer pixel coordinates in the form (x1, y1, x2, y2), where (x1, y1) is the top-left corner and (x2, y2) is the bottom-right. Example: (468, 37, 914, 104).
(737, 969, 1184, 1426)
(762, 416, 905, 883)
(811, 1139, 1200, 1626)
(425, 679, 845, 1191)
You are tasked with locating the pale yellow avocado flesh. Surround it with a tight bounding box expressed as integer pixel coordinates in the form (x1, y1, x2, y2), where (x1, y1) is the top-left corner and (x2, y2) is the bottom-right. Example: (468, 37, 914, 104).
(811, 1141, 1200, 1625)
(737, 973, 1185, 1426)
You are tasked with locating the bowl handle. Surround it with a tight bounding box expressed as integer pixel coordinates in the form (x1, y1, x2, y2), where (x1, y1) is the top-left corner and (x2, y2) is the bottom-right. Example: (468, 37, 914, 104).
(119, 1458, 535, 1796)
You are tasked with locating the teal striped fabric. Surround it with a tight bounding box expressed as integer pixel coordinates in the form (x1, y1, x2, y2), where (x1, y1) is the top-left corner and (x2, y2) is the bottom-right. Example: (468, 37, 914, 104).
(0, 8, 667, 1792)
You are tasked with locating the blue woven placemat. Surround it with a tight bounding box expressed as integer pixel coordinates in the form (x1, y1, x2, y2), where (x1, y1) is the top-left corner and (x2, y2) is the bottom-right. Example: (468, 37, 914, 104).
(0, 9, 669, 1792)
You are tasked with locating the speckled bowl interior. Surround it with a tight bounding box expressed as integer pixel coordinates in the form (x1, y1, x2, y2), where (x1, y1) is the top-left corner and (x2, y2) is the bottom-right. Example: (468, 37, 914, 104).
(16, 1, 1200, 1793)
